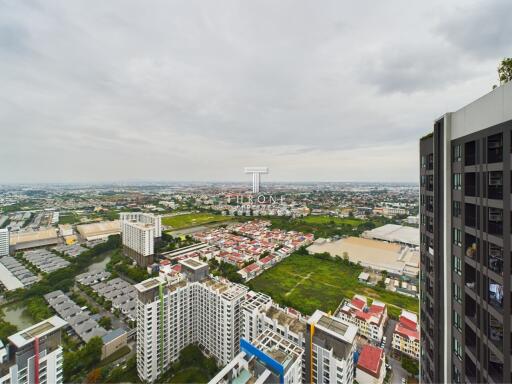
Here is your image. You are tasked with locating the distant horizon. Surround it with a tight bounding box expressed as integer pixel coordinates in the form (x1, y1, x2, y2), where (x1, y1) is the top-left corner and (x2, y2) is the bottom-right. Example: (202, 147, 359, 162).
(0, 180, 419, 187)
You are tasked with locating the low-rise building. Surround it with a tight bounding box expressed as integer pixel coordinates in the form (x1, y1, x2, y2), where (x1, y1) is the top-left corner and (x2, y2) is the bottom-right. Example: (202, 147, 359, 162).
(392, 310, 420, 360)
(356, 345, 386, 384)
(336, 295, 387, 342)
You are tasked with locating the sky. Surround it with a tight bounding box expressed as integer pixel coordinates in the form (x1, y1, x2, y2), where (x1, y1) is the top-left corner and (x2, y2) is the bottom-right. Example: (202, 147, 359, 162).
(0, 0, 511, 184)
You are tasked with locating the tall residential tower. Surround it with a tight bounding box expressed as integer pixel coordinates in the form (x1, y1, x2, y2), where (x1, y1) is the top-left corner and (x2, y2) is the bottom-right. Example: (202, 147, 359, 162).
(420, 81, 512, 383)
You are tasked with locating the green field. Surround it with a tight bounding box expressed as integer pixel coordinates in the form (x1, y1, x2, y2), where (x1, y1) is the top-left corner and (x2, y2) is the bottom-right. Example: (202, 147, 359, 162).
(268, 215, 392, 238)
(162, 213, 233, 229)
(302, 216, 363, 226)
(247, 253, 418, 317)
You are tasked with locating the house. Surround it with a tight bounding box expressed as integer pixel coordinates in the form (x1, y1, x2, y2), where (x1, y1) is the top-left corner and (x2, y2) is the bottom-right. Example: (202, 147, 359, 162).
(356, 345, 386, 384)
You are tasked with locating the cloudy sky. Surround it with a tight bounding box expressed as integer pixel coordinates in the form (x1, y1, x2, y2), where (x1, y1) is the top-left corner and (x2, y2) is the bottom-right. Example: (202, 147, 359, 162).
(1, 0, 510, 184)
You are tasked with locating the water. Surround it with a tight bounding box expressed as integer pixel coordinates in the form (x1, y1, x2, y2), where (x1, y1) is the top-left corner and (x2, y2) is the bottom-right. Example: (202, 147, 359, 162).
(1, 302, 34, 330)
(87, 253, 112, 273)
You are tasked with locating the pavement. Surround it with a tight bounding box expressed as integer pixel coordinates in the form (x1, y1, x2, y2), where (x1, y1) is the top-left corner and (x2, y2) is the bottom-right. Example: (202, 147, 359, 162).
(383, 319, 409, 384)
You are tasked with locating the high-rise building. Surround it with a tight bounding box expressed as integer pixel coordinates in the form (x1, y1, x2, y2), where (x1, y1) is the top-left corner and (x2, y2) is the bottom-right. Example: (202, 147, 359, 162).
(134, 259, 248, 383)
(305, 310, 358, 384)
(122, 221, 155, 267)
(0, 228, 9, 257)
(0, 315, 67, 384)
(120, 212, 162, 237)
(209, 329, 304, 384)
(420, 81, 512, 383)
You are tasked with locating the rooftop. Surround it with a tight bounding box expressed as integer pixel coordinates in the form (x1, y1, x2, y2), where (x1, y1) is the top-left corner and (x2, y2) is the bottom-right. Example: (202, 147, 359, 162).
(357, 345, 384, 377)
(9, 316, 67, 347)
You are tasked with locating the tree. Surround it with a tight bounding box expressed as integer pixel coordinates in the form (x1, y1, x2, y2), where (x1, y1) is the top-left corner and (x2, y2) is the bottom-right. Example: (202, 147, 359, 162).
(98, 316, 112, 330)
(498, 58, 512, 85)
(85, 368, 103, 383)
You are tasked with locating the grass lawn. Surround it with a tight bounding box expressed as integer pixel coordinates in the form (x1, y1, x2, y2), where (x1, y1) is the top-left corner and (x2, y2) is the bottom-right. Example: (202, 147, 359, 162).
(302, 216, 363, 226)
(168, 368, 210, 384)
(247, 253, 418, 316)
(162, 213, 233, 229)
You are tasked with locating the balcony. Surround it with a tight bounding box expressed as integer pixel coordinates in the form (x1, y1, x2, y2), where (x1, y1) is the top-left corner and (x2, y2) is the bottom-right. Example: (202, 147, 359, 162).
(488, 313, 503, 350)
(488, 244, 503, 276)
(487, 134, 503, 163)
(465, 233, 477, 260)
(465, 172, 477, 197)
(488, 351, 503, 384)
(488, 279, 503, 310)
(488, 208, 503, 237)
(465, 141, 477, 166)
(464, 264, 477, 293)
(488, 171, 503, 199)
(465, 294, 478, 325)
(464, 203, 477, 228)
(465, 355, 478, 384)
(465, 324, 478, 359)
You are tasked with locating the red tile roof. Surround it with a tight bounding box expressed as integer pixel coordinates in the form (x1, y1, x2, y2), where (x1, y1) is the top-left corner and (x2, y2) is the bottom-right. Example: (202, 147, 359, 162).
(357, 345, 384, 378)
(351, 297, 366, 310)
(395, 322, 419, 341)
(245, 263, 260, 272)
(399, 315, 417, 331)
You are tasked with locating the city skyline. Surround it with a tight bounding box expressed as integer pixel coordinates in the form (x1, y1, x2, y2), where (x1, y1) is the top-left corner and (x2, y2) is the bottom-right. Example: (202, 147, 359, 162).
(1, 0, 511, 183)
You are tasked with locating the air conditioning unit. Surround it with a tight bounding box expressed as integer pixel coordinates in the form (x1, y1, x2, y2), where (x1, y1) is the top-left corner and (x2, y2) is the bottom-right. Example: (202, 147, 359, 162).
(488, 140, 502, 149)
(489, 177, 503, 186)
(489, 213, 502, 222)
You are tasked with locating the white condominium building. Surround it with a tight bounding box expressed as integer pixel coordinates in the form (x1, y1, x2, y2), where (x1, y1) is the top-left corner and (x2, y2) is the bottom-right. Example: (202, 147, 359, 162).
(122, 221, 155, 267)
(241, 291, 306, 348)
(0, 228, 9, 257)
(135, 259, 248, 383)
(120, 212, 162, 237)
(209, 329, 304, 384)
(336, 295, 387, 342)
(306, 310, 358, 384)
(0, 316, 67, 384)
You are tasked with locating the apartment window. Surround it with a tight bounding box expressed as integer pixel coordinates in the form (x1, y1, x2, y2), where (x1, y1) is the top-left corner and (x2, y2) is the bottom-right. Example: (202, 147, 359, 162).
(453, 311, 462, 332)
(452, 255, 462, 275)
(452, 201, 461, 218)
(453, 337, 463, 360)
(453, 173, 462, 190)
(453, 283, 462, 303)
(452, 228, 462, 247)
(421, 155, 427, 168)
(453, 144, 462, 162)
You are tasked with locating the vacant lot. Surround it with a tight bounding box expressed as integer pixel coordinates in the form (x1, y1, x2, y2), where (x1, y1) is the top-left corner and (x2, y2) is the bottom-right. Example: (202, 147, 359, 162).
(162, 213, 232, 229)
(302, 216, 363, 226)
(247, 253, 418, 317)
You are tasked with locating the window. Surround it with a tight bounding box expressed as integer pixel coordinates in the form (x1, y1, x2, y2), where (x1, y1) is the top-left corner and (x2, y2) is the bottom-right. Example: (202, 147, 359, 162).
(453, 337, 463, 360)
(421, 155, 427, 168)
(453, 144, 462, 162)
(453, 228, 462, 246)
(453, 173, 462, 190)
(453, 311, 462, 332)
(452, 201, 461, 217)
(453, 283, 462, 303)
(452, 255, 462, 275)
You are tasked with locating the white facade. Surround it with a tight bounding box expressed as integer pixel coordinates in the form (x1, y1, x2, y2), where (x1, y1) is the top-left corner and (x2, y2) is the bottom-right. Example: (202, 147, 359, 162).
(135, 273, 248, 383)
(308, 310, 358, 384)
(122, 221, 155, 257)
(336, 296, 387, 342)
(209, 329, 304, 384)
(0, 316, 66, 384)
(0, 228, 9, 257)
(241, 291, 306, 349)
(120, 212, 162, 237)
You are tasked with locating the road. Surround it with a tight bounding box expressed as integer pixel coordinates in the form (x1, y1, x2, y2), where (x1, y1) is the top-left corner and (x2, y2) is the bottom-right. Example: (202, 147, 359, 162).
(384, 319, 409, 384)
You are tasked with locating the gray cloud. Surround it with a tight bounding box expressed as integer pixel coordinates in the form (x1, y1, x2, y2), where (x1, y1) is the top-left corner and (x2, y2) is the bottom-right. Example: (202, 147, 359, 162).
(0, 0, 506, 183)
